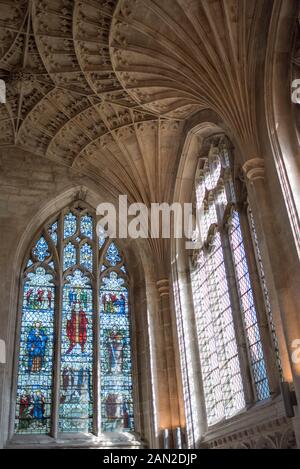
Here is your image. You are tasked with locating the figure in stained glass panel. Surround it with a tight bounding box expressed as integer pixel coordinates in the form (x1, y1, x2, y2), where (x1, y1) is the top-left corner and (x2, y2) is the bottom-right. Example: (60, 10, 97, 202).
(15, 267, 54, 434)
(99, 270, 134, 432)
(59, 270, 93, 433)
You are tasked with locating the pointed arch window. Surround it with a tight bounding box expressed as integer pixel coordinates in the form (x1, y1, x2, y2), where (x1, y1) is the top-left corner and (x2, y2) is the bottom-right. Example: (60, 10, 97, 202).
(14, 203, 134, 435)
(190, 137, 281, 427)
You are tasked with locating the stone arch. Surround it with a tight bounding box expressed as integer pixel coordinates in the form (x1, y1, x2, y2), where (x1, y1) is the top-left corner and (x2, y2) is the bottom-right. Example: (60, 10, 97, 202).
(4, 185, 157, 448)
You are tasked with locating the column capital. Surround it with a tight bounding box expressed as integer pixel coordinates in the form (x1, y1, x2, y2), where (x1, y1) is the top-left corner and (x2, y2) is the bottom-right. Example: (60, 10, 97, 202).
(242, 158, 265, 181)
(156, 279, 169, 297)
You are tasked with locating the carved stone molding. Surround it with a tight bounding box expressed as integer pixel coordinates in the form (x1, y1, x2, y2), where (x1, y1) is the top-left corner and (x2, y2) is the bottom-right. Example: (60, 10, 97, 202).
(156, 279, 169, 297)
(242, 158, 265, 182)
(202, 416, 296, 449)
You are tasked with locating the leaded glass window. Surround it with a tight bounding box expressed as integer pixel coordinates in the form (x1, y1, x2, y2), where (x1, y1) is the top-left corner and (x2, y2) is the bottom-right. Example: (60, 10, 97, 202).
(15, 203, 135, 435)
(190, 137, 274, 427)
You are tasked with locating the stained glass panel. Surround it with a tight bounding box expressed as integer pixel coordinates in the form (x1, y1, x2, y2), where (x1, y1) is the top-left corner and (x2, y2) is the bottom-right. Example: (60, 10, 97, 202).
(16, 207, 135, 437)
(33, 236, 49, 262)
(106, 242, 121, 266)
(59, 270, 93, 432)
(100, 272, 134, 432)
(80, 243, 93, 271)
(80, 215, 93, 239)
(64, 212, 77, 239)
(15, 267, 55, 434)
(48, 222, 58, 246)
(63, 242, 76, 271)
(191, 234, 245, 425)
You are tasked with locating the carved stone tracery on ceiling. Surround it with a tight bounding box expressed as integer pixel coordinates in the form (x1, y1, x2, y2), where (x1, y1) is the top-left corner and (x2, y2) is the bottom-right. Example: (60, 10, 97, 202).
(0, 0, 271, 204)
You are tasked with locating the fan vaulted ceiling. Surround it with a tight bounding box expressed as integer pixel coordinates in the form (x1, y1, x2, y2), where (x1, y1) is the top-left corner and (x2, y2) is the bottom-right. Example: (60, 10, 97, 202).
(0, 0, 270, 205)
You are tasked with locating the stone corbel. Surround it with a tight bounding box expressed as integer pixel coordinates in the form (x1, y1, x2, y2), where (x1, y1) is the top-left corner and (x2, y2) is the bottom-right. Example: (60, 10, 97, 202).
(242, 158, 265, 182)
(156, 279, 169, 297)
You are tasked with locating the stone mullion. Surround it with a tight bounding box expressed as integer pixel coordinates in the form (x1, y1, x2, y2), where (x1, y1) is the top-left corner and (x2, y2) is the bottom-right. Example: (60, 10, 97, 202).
(156, 278, 180, 448)
(243, 158, 300, 446)
(51, 211, 64, 438)
(92, 222, 100, 436)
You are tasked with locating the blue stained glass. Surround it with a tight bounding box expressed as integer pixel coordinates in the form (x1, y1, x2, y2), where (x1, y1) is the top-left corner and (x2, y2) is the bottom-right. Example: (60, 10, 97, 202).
(80, 215, 93, 239)
(64, 212, 77, 239)
(48, 222, 58, 246)
(80, 243, 93, 271)
(98, 224, 107, 248)
(27, 259, 33, 268)
(15, 268, 55, 434)
(106, 242, 121, 266)
(64, 243, 76, 271)
(59, 270, 93, 432)
(33, 237, 49, 262)
(100, 271, 134, 432)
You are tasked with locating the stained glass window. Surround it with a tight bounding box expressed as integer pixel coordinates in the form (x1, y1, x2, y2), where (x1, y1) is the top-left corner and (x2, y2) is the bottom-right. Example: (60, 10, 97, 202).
(15, 265, 55, 434)
(59, 271, 93, 432)
(15, 204, 135, 436)
(100, 254, 134, 432)
(190, 137, 273, 427)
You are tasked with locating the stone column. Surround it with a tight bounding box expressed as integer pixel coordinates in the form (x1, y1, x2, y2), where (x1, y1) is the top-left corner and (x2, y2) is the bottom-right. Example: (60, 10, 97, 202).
(156, 278, 180, 448)
(243, 158, 300, 445)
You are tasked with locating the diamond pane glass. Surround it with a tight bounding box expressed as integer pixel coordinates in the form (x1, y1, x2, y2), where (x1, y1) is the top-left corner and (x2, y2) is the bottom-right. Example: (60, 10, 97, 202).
(15, 268, 55, 434)
(248, 208, 282, 377)
(191, 234, 245, 425)
(230, 210, 270, 401)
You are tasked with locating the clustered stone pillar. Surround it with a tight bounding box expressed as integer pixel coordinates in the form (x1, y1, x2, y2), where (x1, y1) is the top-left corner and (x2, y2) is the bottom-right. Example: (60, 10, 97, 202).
(243, 158, 300, 446)
(156, 278, 180, 448)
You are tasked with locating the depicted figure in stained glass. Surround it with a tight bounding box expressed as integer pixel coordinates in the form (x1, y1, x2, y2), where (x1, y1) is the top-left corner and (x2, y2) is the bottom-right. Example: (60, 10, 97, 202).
(62, 367, 75, 396)
(19, 392, 32, 429)
(118, 293, 126, 314)
(32, 390, 46, 422)
(26, 288, 33, 306)
(105, 393, 119, 422)
(66, 303, 88, 354)
(27, 322, 48, 372)
(107, 330, 125, 373)
(47, 289, 52, 308)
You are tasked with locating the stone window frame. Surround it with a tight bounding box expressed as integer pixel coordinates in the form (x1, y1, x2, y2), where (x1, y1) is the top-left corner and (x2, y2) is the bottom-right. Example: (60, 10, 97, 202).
(189, 135, 281, 429)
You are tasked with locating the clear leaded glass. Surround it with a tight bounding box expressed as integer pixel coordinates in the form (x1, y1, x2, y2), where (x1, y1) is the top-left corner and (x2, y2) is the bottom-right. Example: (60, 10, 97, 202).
(229, 210, 270, 400)
(190, 138, 272, 427)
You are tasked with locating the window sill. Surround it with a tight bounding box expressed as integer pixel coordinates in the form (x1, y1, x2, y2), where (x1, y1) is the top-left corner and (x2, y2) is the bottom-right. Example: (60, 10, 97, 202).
(6, 431, 144, 449)
(199, 394, 287, 447)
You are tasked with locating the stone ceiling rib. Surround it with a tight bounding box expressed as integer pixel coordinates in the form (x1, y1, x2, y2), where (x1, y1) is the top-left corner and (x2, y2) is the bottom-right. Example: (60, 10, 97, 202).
(0, 0, 268, 213)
